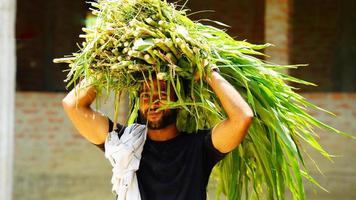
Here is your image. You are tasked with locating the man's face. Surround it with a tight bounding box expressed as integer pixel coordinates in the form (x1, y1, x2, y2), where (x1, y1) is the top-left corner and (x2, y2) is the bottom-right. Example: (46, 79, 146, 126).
(139, 79, 177, 130)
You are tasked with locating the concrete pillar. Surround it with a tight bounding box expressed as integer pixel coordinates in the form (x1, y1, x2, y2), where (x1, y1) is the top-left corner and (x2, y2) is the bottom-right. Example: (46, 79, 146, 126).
(0, 0, 16, 199)
(265, 0, 291, 67)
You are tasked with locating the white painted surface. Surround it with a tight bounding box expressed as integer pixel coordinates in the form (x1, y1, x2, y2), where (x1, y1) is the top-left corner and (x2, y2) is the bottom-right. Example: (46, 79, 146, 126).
(0, 0, 16, 199)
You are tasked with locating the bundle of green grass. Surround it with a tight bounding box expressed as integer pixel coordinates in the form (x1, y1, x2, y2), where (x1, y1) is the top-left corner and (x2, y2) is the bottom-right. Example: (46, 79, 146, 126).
(54, 0, 352, 199)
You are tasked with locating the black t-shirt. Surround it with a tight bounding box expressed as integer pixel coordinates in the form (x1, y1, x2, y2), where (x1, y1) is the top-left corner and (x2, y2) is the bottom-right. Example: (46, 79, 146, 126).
(96, 120, 227, 200)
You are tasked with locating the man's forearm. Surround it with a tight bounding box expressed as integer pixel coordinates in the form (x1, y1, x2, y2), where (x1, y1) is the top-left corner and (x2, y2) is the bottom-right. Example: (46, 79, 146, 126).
(206, 71, 254, 120)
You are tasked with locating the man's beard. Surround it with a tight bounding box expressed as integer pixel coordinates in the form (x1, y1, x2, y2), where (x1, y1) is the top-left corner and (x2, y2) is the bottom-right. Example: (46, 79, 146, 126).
(139, 109, 178, 130)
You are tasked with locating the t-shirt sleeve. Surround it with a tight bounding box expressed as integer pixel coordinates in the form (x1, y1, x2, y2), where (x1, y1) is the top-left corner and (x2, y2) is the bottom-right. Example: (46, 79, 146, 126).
(202, 129, 228, 169)
(94, 118, 125, 152)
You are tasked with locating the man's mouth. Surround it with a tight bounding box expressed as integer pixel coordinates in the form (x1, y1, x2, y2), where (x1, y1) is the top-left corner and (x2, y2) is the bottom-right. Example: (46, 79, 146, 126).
(148, 110, 162, 116)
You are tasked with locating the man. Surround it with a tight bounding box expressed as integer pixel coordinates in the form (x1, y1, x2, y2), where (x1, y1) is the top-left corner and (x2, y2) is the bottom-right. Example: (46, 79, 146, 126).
(62, 68, 254, 199)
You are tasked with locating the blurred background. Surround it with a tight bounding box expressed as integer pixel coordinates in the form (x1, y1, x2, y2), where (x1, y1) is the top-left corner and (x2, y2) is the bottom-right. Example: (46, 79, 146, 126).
(1, 0, 355, 199)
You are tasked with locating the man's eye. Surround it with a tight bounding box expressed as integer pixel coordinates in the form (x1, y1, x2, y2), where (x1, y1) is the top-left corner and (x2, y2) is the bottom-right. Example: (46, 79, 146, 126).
(141, 93, 150, 99)
(160, 93, 167, 99)
(140, 92, 168, 102)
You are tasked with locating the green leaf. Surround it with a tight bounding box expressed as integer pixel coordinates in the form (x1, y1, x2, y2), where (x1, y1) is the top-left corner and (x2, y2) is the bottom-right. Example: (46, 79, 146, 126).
(133, 38, 154, 51)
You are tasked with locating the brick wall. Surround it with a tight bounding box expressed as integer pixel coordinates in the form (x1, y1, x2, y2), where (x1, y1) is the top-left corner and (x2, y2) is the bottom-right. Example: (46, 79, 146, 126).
(171, 0, 265, 44)
(14, 92, 128, 200)
(289, 0, 356, 92)
(264, 1, 356, 198)
(301, 93, 356, 200)
(14, 92, 356, 199)
(265, 0, 290, 65)
(265, 0, 356, 92)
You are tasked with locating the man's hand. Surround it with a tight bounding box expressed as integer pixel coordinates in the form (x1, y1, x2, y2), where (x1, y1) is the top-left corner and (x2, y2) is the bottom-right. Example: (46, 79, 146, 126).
(193, 59, 210, 82)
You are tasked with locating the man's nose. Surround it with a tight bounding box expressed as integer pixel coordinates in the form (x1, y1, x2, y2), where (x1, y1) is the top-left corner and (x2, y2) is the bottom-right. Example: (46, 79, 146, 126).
(149, 94, 162, 105)
(152, 93, 165, 101)
(148, 101, 162, 112)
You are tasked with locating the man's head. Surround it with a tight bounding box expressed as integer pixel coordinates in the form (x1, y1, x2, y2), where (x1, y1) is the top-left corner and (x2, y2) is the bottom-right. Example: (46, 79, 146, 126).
(138, 78, 178, 130)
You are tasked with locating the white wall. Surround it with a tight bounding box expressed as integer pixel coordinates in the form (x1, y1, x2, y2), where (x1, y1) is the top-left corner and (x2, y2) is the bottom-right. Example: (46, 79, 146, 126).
(0, 0, 17, 199)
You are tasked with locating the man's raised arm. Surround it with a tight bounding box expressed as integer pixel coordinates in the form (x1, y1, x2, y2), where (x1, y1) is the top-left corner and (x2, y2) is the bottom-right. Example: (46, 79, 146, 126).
(62, 78, 110, 145)
(206, 70, 254, 153)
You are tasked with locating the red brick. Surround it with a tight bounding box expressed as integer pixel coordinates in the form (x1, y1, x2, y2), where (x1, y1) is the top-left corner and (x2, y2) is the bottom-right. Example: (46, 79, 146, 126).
(27, 117, 44, 124)
(21, 92, 34, 98)
(16, 133, 25, 139)
(43, 93, 59, 98)
(48, 134, 55, 140)
(308, 111, 320, 117)
(71, 133, 83, 139)
(45, 110, 58, 115)
(303, 93, 327, 100)
(48, 118, 64, 123)
(332, 112, 341, 117)
(352, 112, 356, 117)
(29, 133, 42, 140)
(347, 93, 356, 100)
(31, 102, 39, 107)
(331, 93, 345, 100)
(16, 102, 25, 107)
(64, 140, 77, 146)
(22, 108, 38, 114)
(51, 102, 63, 107)
(336, 103, 352, 109)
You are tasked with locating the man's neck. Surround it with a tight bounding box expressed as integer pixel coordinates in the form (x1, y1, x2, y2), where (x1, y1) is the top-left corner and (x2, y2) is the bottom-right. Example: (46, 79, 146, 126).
(147, 123, 178, 141)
